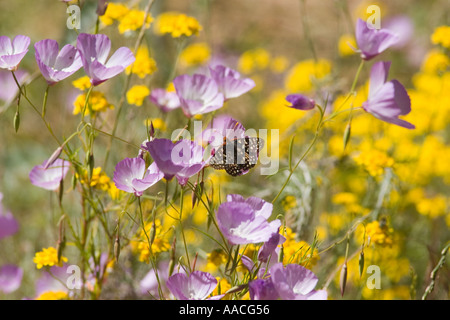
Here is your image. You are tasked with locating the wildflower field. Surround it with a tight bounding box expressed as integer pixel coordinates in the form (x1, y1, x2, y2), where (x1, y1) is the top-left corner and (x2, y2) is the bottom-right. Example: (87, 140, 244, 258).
(0, 0, 449, 302)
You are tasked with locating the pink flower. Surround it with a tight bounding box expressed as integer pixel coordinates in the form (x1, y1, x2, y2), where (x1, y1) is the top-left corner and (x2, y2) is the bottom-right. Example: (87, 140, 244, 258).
(355, 19, 399, 60)
(76, 33, 135, 86)
(209, 65, 255, 100)
(113, 157, 163, 197)
(29, 158, 70, 191)
(34, 39, 82, 85)
(173, 74, 224, 117)
(0, 35, 30, 71)
(363, 61, 414, 129)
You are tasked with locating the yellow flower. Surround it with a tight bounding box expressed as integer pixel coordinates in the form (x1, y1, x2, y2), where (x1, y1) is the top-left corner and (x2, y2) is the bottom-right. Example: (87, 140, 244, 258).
(73, 91, 114, 115)
(206, 249, 228, 271)
(282, 195, 297, 211)
(118, 9, 153, 34)
(126, 46, 157, 78)
(359, 220, 394, 247)
(179, 42, 211, 67)
(338, 34, 357, 57)
(127, 85, 150, 106)
(416, 195, 447, 219)
(212, 277, 231, 299)
(284, 59, 332, 92)
(237, 48, 270, 74)
(270, 56, 289, 73)
(77, 167, 112, 191)
(155, 12, 202, 38)
(131, 219, 171, 263)
(421, 49, 450, 74)
(72, 76, 92, 91)
(144, 118, 167, 131)
(35, 291, 69, 300)
(354, 149, 394, 177)
(431, 25, 450, 49)
(33, 247, 68, 269)
(281, 227, 319, 267)
(100, 3, 130, 26)
(332, 192, 358, 206)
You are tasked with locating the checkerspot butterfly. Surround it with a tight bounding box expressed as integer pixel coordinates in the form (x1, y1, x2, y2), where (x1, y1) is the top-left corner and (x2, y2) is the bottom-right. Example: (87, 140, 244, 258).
(209, 136, 264, 176)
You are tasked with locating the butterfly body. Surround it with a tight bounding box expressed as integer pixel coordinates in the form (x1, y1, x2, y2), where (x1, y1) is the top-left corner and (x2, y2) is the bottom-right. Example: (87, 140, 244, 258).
(209, 137, 263, 176)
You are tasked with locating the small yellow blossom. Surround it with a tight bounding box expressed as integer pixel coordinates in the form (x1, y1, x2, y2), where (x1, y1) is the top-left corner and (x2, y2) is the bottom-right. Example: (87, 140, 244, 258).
(126, 46, 157, 78)
(354, 149, 394, 177)
(144, 118, 167, 132)
(282, 195, 297, 211)
(73, 91, 114, 115)
(338, 34, 357, 57)
(126, 85, 150, 106)
(35, 291, 68, 300)
(100, 3, 130, 26)
(131, 219, 171, 263)
(421, 49, 450, 74)
(360, 220, 394, 247)
(238, 48, 271, 74)
(179, 42, 211, 67)
(155, 12, 202, 38)
(416, 195, 447, 219)
(212, 277, 231, 299)
(206, 249, 228, 271)
(33, 247, 68, 269)
(72, 76, 92, 91)
(270, 56, 289, 73)
(118, 9, 153, 34)
(284, 59, 332, 92)
(281, 227, 319, 267)
(431, 25, 450, 49)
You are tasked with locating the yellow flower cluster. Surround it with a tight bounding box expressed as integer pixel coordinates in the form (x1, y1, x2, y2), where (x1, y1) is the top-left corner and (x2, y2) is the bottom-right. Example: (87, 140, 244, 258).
(100, 3, 153, 34)
(284, 59, 332, 93)
(237, 48, 289, 76)
(35, 291, 68, 300)
(77, 167, 121, 200)
(155, 12, 202, 38)
(144, 118, 167, 132)
(431, 25, 450, 49)
(353, 149, 394, 177)
(33, 247, 68, 269)
(131, 219, 171, 263)
(72, 91, 114, 115)
(416, 195, 447, 219)
(281, 227, 319, 267)
(126, 85, 150, 106)
(72, 76, 91, 91)
(179, 42, 211, 67)
(126, 46, 157, 78)
(362, 220, 394, 247)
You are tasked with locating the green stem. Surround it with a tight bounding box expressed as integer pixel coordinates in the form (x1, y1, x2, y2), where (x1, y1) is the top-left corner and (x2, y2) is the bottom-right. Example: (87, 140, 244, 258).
(42, 85, 50, 118)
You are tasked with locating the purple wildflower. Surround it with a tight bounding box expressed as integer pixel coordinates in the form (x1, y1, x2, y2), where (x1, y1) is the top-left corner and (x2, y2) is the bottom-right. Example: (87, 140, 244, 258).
(0, 265, 23, 294)
(384, 16, 414, 49)
(0, 192, 19, 240)
(270, 263, 327, 300)
(149, 88, 181, 113)
(173, 74, 224, 117)
(113, 157, 163, 197)
(362, 61, 414, 129)
(355, 18, 399, 60)
(257, 231, 286, 263)
(285, 94, 316, 110)
(249, 263, 327, 300)
(216, 194, 281, 245)
(209, 65, 255, 100)
(29, 158, 70, 191)
(34, 39, 83, 85)
(143, 138, 207, 186)
(76, 33, 135, 86)
(0, 35, 30, 71)
(166, 271, 220, 300)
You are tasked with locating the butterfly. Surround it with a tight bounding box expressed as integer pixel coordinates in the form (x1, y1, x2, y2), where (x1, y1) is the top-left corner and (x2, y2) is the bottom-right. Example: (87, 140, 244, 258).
(209, 136, 264, 176)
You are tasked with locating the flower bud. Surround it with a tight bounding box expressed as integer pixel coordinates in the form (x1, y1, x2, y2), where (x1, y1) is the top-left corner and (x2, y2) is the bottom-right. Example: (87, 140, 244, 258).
(340, 262, 348, 297)
(13, 110, 20, 133)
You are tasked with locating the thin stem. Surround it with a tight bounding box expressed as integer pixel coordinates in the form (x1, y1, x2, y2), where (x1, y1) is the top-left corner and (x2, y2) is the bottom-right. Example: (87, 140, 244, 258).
(299, 0, 318, 62)
(42, 85, 50, 117)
